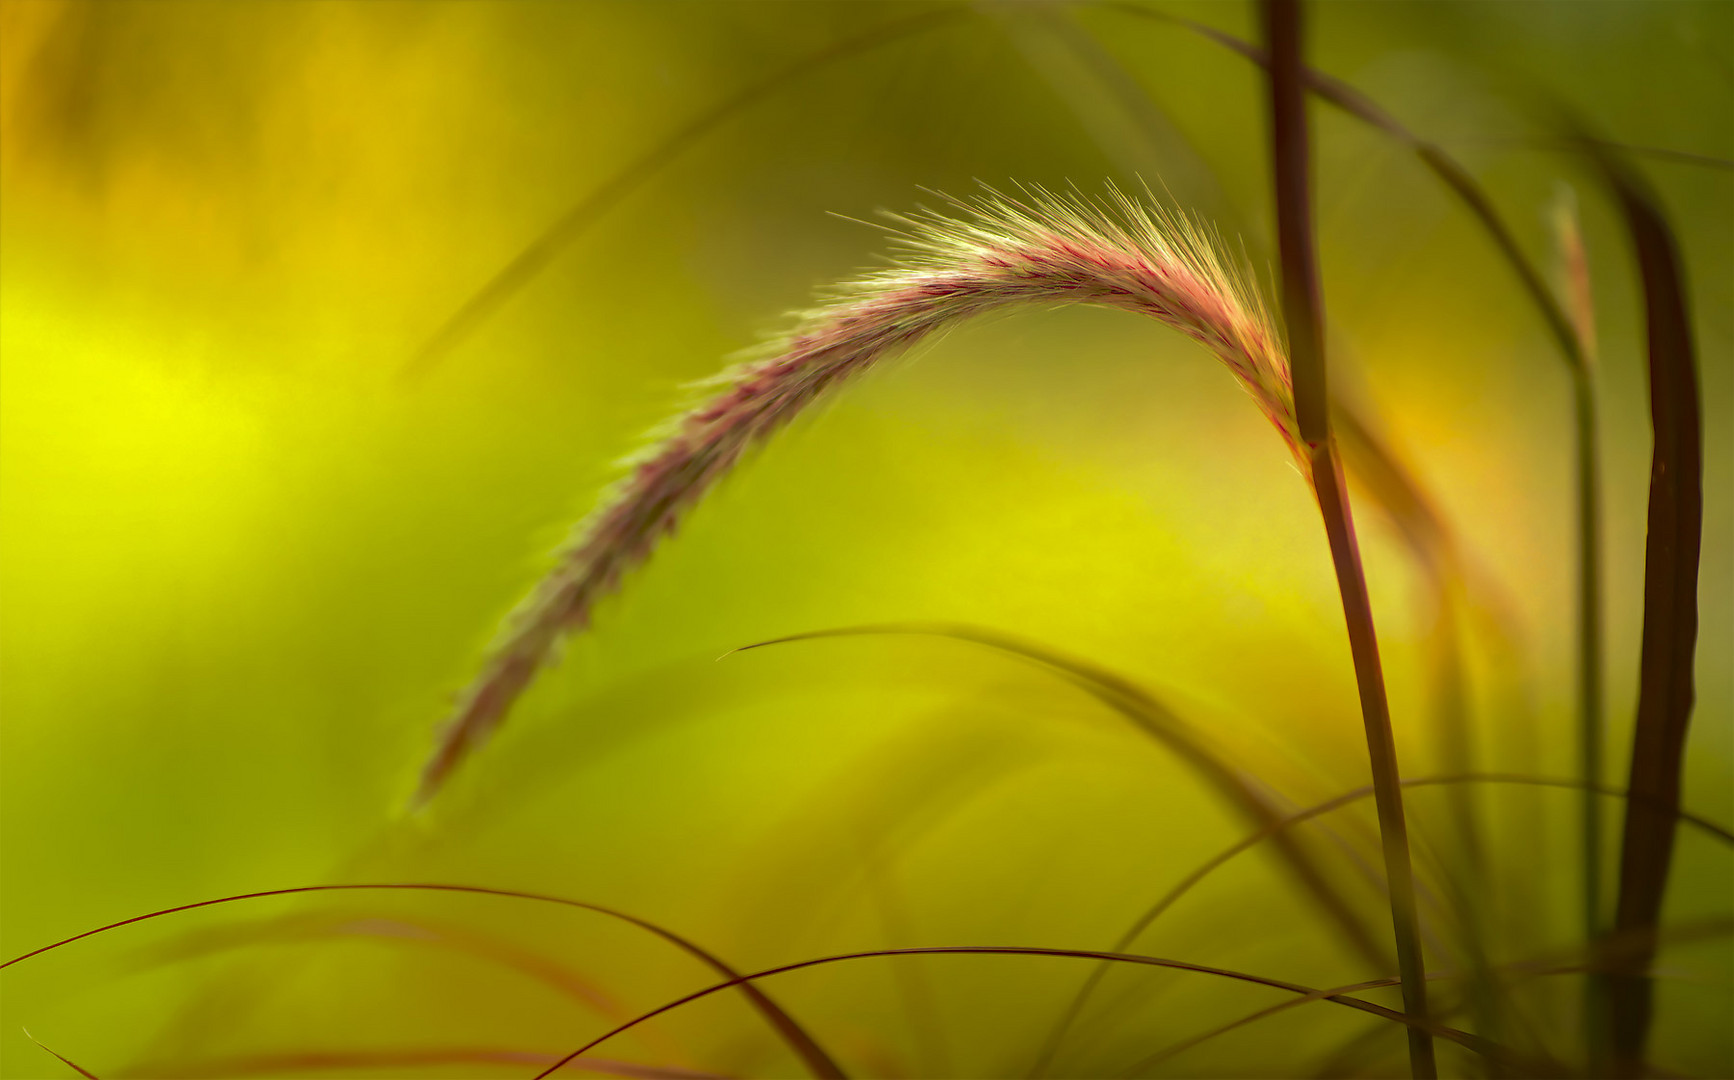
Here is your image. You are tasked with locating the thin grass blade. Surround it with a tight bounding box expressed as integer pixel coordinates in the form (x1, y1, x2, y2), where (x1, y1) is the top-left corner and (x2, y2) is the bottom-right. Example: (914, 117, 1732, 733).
(532, 944, 1552, 1080)
(734, 622, 1394, 1077)
(150, 912, 636, 1022)
(0, 883, 846, 1080)
(403, 7, 964, 378)
(127, 1048, 728, 1080)
(1037, 768, 1732, 1077)
(23, 1031, 98, 1080)
(735, 622, 1389, 973)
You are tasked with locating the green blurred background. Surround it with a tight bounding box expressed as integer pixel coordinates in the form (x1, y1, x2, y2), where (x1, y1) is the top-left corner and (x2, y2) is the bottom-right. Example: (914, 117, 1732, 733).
(1, 1, 1729, 1076)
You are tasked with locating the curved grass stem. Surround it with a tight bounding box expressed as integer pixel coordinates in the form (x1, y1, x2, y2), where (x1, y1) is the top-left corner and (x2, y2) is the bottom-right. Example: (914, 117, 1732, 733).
(0, 883, 846, 1080)
(534, 945, 1547, 1080)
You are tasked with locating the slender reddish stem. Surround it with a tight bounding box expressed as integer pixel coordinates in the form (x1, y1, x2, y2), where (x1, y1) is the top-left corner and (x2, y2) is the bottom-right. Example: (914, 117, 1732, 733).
(1310, 442, 1437, 1078)
(1263, 2, 1434, 1075)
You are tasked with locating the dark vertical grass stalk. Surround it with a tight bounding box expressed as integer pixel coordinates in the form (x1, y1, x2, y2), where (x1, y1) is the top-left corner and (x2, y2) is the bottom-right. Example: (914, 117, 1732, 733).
(1585, 145, 1704, 1079)
(1261, 3, 1434, 1076)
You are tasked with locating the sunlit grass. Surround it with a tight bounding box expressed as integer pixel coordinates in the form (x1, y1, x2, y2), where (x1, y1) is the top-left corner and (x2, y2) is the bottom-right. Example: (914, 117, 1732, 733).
(1, 2, 1729, 1078)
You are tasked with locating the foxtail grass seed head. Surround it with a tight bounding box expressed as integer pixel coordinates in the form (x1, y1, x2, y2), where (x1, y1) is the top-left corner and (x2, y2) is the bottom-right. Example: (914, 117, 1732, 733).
(415, 186, 1302, 804)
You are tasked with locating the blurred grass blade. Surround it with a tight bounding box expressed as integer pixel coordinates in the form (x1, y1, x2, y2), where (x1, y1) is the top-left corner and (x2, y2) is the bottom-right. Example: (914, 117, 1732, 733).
(131, 1048, 729, 1080)
(736, 622, 1388, 969)
(403, 7, 963, 378)
(858, 839, 953, 1078)
(1102, 772, 1732, 966)
(1120, 974, 1401, 1075)
(1261, 2, 1432, 1074)
(534, 944, 1542, 1080)
(0, 883, 847, 1080)
(1041, 768, 1732, 1075)
(1586, 144, 1704, 1078)
(1551, 183, 1608, 950)
(23, 1031, 98, 1080)
(988, 3, 1225, 217)
(1128, 914, 1734, 1077)
(151, 912, 636, 1022)
(736, 623, 1386, 1076)
(1099, 0, 1586, 367)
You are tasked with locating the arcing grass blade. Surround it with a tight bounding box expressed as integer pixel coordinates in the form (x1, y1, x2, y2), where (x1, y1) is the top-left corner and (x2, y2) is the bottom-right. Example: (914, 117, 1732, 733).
(733, 622, 1387, 972)
(129, 1048, 729, 1080)
(416, 185, 1308, 805)
(1038, 768, 1733, 1078)
(735, 623, 1392, 1078)
(1121, 976, 1402, 1076)
(22, 1030, 99, 1080)
(1585, 145, 1704, 1078)
(1261, 3, 1432, 1075)
(1126, 915, 1734, 1079)
(0, 883, 846, 1080)
(989, 3, 1225, 219)
(1097, 1, 1584, 368)
(154, 912, 636, 1022)
(533, 945, 1542, 1080)
(402, 7, 965, 379)
(1104, 772, 1732, 969)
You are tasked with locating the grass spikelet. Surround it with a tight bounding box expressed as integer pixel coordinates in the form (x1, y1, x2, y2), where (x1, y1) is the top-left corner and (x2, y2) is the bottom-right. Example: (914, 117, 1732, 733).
(414, 185, 1303, 806)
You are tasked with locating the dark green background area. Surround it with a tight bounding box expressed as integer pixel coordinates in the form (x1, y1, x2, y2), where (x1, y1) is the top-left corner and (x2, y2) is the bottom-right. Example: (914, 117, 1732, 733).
(1, 2, 1729, 1076)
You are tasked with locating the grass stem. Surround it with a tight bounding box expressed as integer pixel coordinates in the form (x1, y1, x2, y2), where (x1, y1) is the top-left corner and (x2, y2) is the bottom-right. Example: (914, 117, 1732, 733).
(1262, 2, 1435, 1075)
(1586, 143, 1703, 1080)
(1105, 7, 1610, 1030)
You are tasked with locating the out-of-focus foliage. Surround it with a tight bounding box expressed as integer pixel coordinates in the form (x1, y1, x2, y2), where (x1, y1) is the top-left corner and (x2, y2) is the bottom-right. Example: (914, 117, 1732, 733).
(1, 2, 1728, 1077)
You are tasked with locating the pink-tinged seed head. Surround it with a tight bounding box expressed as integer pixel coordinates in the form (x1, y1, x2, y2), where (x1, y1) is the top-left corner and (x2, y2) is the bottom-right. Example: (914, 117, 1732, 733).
(413, 185, 1302, 805)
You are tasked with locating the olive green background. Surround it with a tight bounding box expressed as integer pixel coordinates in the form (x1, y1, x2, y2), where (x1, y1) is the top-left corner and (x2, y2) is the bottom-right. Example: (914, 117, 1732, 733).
(2, 2, 1729, 1076)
